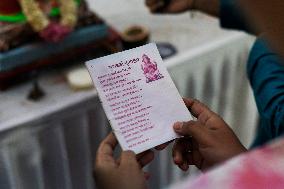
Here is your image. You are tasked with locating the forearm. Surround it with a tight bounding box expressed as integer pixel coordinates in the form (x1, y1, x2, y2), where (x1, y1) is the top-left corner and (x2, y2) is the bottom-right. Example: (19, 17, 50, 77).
(248, 39, 284, 135)
(193, 0, 220, 17)
(194, 0, 255, 33)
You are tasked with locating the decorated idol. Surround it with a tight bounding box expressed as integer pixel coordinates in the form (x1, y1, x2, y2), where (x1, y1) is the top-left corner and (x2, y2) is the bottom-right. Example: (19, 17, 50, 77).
(0, 0, 100, 52)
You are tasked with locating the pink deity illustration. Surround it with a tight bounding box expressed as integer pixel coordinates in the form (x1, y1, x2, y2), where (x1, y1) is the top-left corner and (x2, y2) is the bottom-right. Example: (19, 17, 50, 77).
(141, 54, 164, 83)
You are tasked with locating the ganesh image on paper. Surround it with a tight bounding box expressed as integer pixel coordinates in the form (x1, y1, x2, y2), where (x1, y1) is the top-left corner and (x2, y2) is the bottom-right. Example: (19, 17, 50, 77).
(141, 54, 164, 83)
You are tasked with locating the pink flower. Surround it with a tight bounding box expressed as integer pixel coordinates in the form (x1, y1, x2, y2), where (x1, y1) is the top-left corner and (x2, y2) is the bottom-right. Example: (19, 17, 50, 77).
(40, 22, 72, 43)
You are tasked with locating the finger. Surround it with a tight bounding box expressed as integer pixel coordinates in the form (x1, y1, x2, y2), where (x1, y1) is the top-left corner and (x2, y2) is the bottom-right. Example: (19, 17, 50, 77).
(173, 121, 210, 144)
(172, 140, 183, 165)
(155, 143, 168, 150)
(116, 149, 151, 166)
(186, 152, 194, 165)
(96, 133, 118, 163)
(183, 98, 212, 119)
(137, 150, 155, 168)
(172, 138, 191, 165)
(154, 141, 172, 150)
(172, 138, 192, 172)
(144, 171, 151, 180)
(187, 150, 204, 169)
(182, 97, 195, 109)
(145, 0, 166, 13)
(145, 0, 160, 6)
(183, 98, 216, 125)
(160, 2, 179, 13)
(120, 151, 140, 168)
(178, 162, 189, 171)
(149, 2, 165, 13)
(186, 151, 203, 170)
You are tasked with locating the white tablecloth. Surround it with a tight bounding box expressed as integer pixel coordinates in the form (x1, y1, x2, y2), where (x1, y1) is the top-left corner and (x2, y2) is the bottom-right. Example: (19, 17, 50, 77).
(0, 2, 258, 188)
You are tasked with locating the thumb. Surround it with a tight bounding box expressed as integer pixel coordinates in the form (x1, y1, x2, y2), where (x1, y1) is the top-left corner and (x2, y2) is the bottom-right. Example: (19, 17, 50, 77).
(120, 151, 140, 168)
(173, 121, 210, 144)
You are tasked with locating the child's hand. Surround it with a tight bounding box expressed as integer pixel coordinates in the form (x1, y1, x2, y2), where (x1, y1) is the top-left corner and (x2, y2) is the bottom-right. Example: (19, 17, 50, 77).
(94, 133, 154, 189)
(145, 0, 194, 13)
(172, 98, 247, 171)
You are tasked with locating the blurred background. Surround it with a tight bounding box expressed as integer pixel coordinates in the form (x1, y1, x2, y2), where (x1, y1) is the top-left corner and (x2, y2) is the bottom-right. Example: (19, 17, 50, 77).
(0, 0, 258, 188)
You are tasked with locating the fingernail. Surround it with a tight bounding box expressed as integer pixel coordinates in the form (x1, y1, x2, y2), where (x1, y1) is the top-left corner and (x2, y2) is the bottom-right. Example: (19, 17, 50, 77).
(182, 162, 188, 170)
(174, 156, 179, 164)
(173, 122, 183, 131)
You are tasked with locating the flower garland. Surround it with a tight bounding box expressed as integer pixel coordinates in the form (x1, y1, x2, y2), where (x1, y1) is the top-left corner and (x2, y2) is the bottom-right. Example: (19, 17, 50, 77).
(19, 0, 78, 42)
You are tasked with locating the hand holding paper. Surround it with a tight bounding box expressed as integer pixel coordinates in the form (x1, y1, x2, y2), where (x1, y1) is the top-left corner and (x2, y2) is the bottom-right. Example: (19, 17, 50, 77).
(172, 98, 247, 171)
(86, 43, 193, 154)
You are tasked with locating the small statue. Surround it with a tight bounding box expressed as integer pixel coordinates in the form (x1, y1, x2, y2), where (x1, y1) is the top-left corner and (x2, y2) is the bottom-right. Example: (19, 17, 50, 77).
(0, 0, 77, 42)
(27, 80, 45, 101)
(141, 54, 164, 83)
(27, 71, 45, 101)
(0, 0, 103, 52)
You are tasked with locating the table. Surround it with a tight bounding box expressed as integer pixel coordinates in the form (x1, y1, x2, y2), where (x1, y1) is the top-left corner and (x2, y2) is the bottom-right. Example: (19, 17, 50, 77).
(0, 2, 258, 188)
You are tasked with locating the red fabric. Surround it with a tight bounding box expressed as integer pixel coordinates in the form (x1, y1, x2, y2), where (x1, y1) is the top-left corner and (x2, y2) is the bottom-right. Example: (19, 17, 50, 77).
(0, 0, 21, 14)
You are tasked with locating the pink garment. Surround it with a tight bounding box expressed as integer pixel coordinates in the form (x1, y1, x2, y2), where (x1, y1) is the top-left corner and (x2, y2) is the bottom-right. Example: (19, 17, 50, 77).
(170, 138, 284, 189)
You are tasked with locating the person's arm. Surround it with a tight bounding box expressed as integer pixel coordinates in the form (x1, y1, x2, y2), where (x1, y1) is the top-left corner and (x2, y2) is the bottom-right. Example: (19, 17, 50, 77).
(145, 0, 254, 33)
(145, 0, 219, 16)
(193, 0, 220, 17)
(248, 39, 284, 146)
(218, 0, 254, 33)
